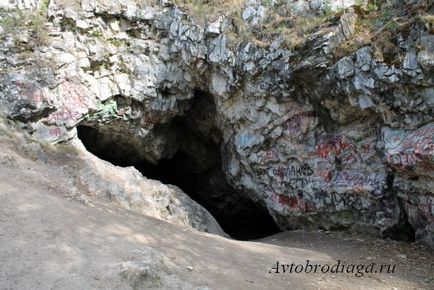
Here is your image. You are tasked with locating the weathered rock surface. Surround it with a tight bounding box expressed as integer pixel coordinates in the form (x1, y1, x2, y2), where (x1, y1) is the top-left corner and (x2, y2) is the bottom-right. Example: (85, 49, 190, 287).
(74, 139, 225, 235)
(0, 0, 433, 247)
(119, 246, 209, 290)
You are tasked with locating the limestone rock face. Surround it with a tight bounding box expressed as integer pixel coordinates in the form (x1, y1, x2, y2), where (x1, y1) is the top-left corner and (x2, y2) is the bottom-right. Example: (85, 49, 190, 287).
(0, 0, 433, 247)
(75, 139, 226, 236)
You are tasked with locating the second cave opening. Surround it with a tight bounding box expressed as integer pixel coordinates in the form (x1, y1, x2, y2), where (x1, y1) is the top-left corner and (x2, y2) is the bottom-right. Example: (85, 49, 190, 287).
(77, 91, 281, 240)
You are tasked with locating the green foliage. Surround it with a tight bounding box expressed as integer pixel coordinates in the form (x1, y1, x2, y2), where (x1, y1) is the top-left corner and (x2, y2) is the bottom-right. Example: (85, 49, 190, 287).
(323, 0, 333, 16)
(355, 0, 364, 7)
(0, 1, 50, 46)
(107, 38, 129, 47)
(30, 12, 48, 44)
(40, 0, 50, 14)
(91, 29, 103, 38)
(380, 8, 392, 20)
(385, 20, 398, 31)
(0, 11, 18, 29)
(172, 0, 245, 25)
(29, 0, 50, 44)
(367, 3, 379, 13)
(85, 99, 119, 122)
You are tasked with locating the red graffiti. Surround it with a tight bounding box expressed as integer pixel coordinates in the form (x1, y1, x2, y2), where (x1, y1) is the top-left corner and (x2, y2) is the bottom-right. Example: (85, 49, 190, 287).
(331, 135, 354, 154)
(47, 110, 70, 122)
(49, 127, 62, 137)
(316, 143, 335, 158)
(316, 135, 355, 159)
(400, 127, 434, 154)
(317, 170, 333, 183)
(386, 154, 417, 167)
(362, 143, 373, 154)
(59, 81, 87, 106)
(15, 80, 25, 88)
(274, 192, 316, 213)
(265, 149, 278, 161)
(278, 195, 298, 208)
(45, 81, 93, 127)
(387, 126, 434, 170)
(47, 108, 82, 124)
(410, 127, 434, 139)
(414, 138, 434, 156)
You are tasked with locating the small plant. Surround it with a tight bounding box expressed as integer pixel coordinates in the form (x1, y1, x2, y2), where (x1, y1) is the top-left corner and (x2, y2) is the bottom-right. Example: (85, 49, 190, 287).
(91, 29, 103, 38)
(85, 99, 119, 122)
(367, 3, 378, 12)
(0, 0, 50, 46)
(26, 0, 50, 45)
(0, 10, 22, 30)
(380, 9, 392, 20)
(323, 0, 333, 16)
(29, 11, 48, 44)
(39, 0, 50, 15)
(107, 38, 129, 47)
(385, 21, 398, 31)
(260, 0, 273, 6)
(355, 0, 364, 7)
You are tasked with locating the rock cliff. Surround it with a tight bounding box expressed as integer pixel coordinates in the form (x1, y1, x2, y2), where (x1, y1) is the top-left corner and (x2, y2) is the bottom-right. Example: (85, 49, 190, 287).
(0, 0, 433, 247)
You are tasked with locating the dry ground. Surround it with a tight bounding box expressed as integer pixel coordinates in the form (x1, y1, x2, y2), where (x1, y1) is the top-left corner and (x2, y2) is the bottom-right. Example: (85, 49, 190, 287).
(0, 134, 433, 290)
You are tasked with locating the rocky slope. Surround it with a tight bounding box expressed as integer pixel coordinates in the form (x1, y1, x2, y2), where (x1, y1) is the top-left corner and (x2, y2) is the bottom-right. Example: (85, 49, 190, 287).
(0, 0, 433, 247)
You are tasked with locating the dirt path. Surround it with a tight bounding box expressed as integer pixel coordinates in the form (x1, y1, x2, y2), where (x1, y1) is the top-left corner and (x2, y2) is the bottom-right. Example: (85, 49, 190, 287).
(259, 232, 434, 289)
(0, 137, 433, 290)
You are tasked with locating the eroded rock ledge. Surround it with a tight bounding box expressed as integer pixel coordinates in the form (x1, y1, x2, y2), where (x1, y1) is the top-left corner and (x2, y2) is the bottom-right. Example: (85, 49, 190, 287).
(0, 0, 433, 247)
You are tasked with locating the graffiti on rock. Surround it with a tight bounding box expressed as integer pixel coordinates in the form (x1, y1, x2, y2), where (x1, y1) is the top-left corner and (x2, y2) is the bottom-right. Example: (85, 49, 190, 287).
(333, 170, 384, 197)
(385, 125, 434, 170)
(48, 127, 62, 137)
(386, 154, 417, 167)
(283, 111, 316, 136)
(272, 191, 317, 213)
(269, 163, 315, 189)
(316, 135, 356, 159)
(316, 170, 333, 183)
(236, 134, 258, 150)
(47, 108, 83, 124)
(272, 163, 314, 179)
(259, 149, 279, 163)
(268, 188, 372, 214)
(45, 81, 94, 127)
(15, 80, 49, 105)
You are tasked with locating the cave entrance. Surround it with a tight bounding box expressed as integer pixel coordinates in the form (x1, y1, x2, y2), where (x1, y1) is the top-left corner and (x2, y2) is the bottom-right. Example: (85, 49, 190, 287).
(77, 91, 281, 240)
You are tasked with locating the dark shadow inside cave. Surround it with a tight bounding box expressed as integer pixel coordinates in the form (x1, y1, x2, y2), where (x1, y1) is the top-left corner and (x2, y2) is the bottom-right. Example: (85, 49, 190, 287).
(77, 91, 281, 240)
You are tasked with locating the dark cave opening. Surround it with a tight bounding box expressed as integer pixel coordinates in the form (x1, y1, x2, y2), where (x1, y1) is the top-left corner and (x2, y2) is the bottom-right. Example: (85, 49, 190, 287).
(77, 91, 281, 240)
(134, 151, 281, 240)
